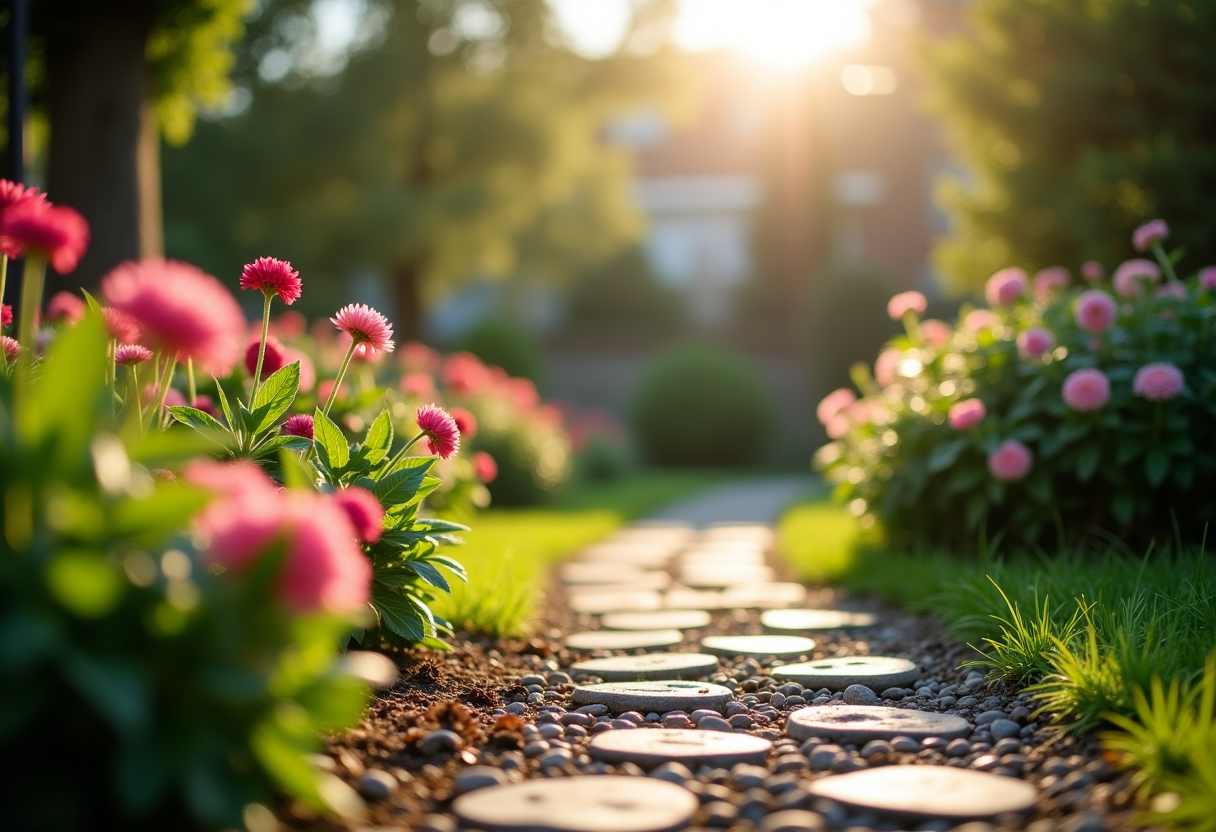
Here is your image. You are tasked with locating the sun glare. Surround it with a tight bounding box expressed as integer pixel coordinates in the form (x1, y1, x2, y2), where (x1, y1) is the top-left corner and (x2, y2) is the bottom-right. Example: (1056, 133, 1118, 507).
(673, 0, 874, 67)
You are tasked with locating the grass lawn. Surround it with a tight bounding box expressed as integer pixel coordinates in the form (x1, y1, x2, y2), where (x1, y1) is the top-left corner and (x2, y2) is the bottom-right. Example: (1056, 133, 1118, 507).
(433, 469, 736, 638)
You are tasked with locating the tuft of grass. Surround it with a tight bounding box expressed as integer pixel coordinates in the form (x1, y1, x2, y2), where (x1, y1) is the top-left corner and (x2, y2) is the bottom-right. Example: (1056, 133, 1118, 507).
(963, 579, 1084, 686)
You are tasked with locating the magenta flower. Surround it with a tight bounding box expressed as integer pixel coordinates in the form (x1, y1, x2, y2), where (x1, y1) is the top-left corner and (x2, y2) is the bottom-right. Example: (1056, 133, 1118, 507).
(240, 256, 302, 305)
(102, 259, 246, 375)
(2, 335, 19, 363)
(46, 291, 86, 325)
(1, 304, 10, 328)
(1154, 283, 1187, 302)
(473, 451, 498, 483)
(400, 342, 441, 372)
(245, 334, 286, 379)
(331, 303, 395, 355)
(1080, 260, 1104, 282)
(0, 180, 48, 259)
(1133, 363, 1184, 401)
(0, 201, 90, 273)
(282, 413, 315, 440)
(963, 309, 997, 333)
(284, 347, 316, 393)
(399, 371, 435, 399)
(985, 267, 1028, 307)
(507, 377, 540, 410)
(948, 399, 987, 431)
(825, 414, 851, 439)
(1132, 219, 1169, 252)
(1074, 290, 1117, 334)
(920, 319, 951, 348)
(988, 439, 1033, 481)
(442, 352, 491, 394)
(1200, 267, 1216, 291)
(115, 344, 153, 366)
(417, 403, 460, 459)
(1062, 368, 1110, 412)
(1112, 259, 1162, 298)
(278, 496, 372, 613)
(331, 487, 384, 544)
(887, 290, 928, 320)
(449, 406, 478, 441)
(1032, 267, 1070, 301)
(102, 307, 142, 345)
(817, 388, 857, 425)
(1017, 327, 1055, 359)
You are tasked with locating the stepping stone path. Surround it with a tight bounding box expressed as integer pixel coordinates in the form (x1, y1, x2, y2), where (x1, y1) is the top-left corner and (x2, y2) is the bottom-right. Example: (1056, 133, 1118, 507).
(564, 629, 683, 652)
(787, 705, 971, 743)
(568, 590, 663, 614)
(808, 766, 1038, 819)
(571, 680, 734, 713)
(569, 652, 719, 681)
(771, 655, 919, 690)
(699, 634, 816, 658)
(761, 608, 879, 630)
(600, 609, 713, 631)
(589, 729, 772, 768)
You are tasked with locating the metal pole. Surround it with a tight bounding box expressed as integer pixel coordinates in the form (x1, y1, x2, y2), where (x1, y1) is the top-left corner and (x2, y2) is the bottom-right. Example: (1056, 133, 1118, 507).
(5, 0, 27, 309)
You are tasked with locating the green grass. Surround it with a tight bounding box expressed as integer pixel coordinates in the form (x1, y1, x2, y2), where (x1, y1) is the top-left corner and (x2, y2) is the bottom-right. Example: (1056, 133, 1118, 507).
(433, 469, 734, 638)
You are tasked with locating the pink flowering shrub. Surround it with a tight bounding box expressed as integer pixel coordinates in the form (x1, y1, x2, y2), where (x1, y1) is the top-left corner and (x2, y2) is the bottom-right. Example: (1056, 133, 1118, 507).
(816, 218, 1216, 547)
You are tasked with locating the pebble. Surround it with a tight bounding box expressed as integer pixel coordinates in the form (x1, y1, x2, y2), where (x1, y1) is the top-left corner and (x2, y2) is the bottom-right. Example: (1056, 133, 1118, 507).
(842, 684, 879, 705)
(760, 810, 826, 832)
(699, 715, 733, 731)
(420, 815, 458, 832)
(419, 729, 463, 755)
(356, 769, 397, 799)
(945, 739, 971, 758)
(990, 719, 1021, 741)
(890, 736, 921, 753)
(731, 764, 770, 790)
(452, 766, 511, 795)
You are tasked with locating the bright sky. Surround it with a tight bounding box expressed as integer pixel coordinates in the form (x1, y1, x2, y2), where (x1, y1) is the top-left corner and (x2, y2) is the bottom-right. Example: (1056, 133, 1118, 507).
(548, 0, 878, 66)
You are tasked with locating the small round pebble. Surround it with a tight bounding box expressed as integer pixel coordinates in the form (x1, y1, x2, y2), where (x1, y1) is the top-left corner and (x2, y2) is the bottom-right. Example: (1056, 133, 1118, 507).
(356, 769, 397, 799)
(843, 685, 879, 705)
(760, 809, 826, 832)
(452, 766, 511, 795)
(420, 729, 463, 755)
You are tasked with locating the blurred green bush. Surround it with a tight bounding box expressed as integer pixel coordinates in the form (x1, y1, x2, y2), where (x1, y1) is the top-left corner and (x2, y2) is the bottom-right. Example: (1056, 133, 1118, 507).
(455, 317, 545, 386)
(564, 247, 683, 330)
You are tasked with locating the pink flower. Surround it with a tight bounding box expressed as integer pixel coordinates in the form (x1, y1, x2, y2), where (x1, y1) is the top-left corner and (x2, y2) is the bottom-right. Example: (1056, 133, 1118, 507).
(825, 414, 850, 439)
(1132, 219, 1169, 252)
(874, 349, 901, 387)
(240, 256, 302, 305)
(2, 335, 19, 363)
(331, 487, 384, 544)
(282, 413, 315, 440)
(417, 403, 460, 459)
(920, 319, 951, 348)
(331, 303, 395, 355)
(449, 406, 478, 440)
(1112, 259, 1162, 298)
(245, 334, 286, 379)
(351, 340, 384, 363)
(1154, 283, 1187, 302)
(442, 352, 491, 395)
(1133, 362, 1184, 401)
(317, 379, 346, 405)
(0, 201, 90, 273)
(1, 304, 10, 327)
(284, 347, 315, 393)
(1199, 267, 1216, 291)
(507, 377, 539, 410)
(1033, 267, 1070, 301)
(988, 439, 1032, 481)
(0, 181, 48, 259)
(102, 307, 141, 344)
(1062, 368, 1110, 412)
(272, 310, 308, 340)
(46, 291, 86, 325)
(948, 399, 986, 430)
(963, 310, 997, 333)
(1017, 327, 1055, 359)
(1074, 290, 1117, 334)
(194, 395, 219, 418)
(400, 342, 441, 373)
(1080, 260, 1104, 282)
(101, 259, 246, 375)
(143, 386, 187, 408)
(817, 388, 857, 425)
(887, 290, 928, 320)
(985, 268, 1028, 307)
(399, 372, 435, 399)
(115, 344, 152, 365)
(473, 451, 498, 483)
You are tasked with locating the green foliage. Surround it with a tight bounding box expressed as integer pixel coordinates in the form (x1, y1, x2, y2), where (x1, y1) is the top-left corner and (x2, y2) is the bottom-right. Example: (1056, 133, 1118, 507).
(564, 246, 684, 330)
(0, 316, 369, 830)
(455, 317, 545, 385)
(924, 0, 1216, 292)
(473, 413, 572, 507)
(963, 579, 1084, 687)
(631, 343, 777, 466)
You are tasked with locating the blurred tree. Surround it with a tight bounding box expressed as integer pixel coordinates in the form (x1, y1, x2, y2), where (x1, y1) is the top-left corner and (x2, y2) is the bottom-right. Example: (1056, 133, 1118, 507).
(925, 0, 1216, 292)
(163, 0, 685, 336)
(564, 245, 683, 332)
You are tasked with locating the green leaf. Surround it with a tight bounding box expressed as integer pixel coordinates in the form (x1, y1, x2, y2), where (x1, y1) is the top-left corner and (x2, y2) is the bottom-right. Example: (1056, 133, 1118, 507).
(373, 458, 435, 507)
(1075, 444, 1100, 482)
(213, 382, 237, 432)
(167, 405, 231, 447)
(364, 409, 394, 465)
(1111, 492, 1136, 524)
(428, 554, 469, 582)
(1145, 451, 1169, 487)
(415, 518, 471, 534)
(250, 362, 301, 433)
(372, 591, 427, 642)
(313, 408, 349, 472)
(251, 434, 312, 459)
(927, 438, 967, 473)
(280, 448, 316, 490)
(407, 560, 451, 593)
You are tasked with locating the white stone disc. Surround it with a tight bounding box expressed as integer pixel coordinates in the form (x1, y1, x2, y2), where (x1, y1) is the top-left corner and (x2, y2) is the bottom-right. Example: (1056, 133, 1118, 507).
(564, 629, 683, 652)
(807, 766, 1037, 819)
(589, 729, 772, 768)
(719, 583, 807, 608)
(569, 590, 663, 614)
(601, 609, 713, 631)
(761, 609, 879, 631)
(771, 656, 918, 690)
(786, 705, 970, 743)
(571, 680, 734, 714)
(570, 652, 719, 681)
(679, 565, 775, 588)
(699, 635, 816, 658)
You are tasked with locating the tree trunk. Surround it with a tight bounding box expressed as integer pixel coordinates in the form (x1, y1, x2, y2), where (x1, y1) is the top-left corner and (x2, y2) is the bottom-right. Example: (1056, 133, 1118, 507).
(393, 259, 426, 343)
(45, 3, 161, 296)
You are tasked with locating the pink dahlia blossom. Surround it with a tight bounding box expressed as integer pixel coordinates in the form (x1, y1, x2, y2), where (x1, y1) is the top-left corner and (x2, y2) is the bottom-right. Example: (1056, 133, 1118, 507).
(1062, 368, 1111, 412)
(284, 347, 315, 393)
(282, 413, 315, 440)
(1132, 219, 1169, 252)
(1033, 267, 1070, 301)
(1155, 283, 1187, 302)
(331, 303, 395, 355)
(240, 256, 301, 305)
(46, 291, 86, 325)
(101, 259, 245, 375)
(988, 439, 1033, 481)
(442, 352, 492, 395)
(874, 349, 901, 387)
(1080, 260, 1104, 282)
(399, 372, 435, 399)
(1, 304, 10, 327)
(473, 451, 498, 483)
(417, 403, 460, 459)
(887, 290, 928, 320)
(194, 395, 220, 418)
(948, 399, 986, 430)
(2, 335, 19, 363)
(825, 414, 851, 439)
(963, 309, 997, 333)
(331, 487, 384, 544)
(817, 388, 857, 425)
(0, 201, 90, 273)
(1112, 259, 1162, 298)
(102, 307, 141, 344)
(1133, 362, 1184, 401)
(1074, 290, 1118, 334)
(920, 319, 951, 348)
(400, 342, 441, 373)
(115, 344, 152, 366)
(1017, 327, 1055, 359)
(0, 180, 48, 259)
(351, 340, 384, 363)
(507, 377, 539, 410)
(245, 334, 286, 379)
(317, 379, 346, 405)
(449, 406, 478, 441)
(1199, 267, 1216, 291)
(272, 310, 307, 340)
(985, 267, 1029, 307)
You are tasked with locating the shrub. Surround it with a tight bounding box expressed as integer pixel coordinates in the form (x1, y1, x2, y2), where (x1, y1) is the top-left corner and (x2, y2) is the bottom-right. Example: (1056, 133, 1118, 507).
(455, 316, 545, 385)
(815, 220, 1216, 548)
(631, 343, 777, 466)
(564, 246, 683, 330)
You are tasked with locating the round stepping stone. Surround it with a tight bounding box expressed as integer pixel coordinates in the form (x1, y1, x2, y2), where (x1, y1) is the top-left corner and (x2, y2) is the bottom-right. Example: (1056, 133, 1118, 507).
(570, 652, 719, 681)
(807, 766, 1037, 820)
(589, 728, 772, 768)
(565, 629, 683, 652)
(571, 680, 734, 714)
(453, 775, 698, 832)
(761, 609, 879, 631)
(577, 545, 672, 567)
(786, 705, 970, 743)
(680, 549, 766, 564)
(601, 609, 712, 631)
(680, 565, 774, 588)
(720, 582, 807, 608)
(665, 588, 726, 610)
(561, 564, 672, 590)
(700, 634, 815, 658)
(569, 590, 662, 614)
(566, 578, 671, 595)
(771, 656, 918, 690)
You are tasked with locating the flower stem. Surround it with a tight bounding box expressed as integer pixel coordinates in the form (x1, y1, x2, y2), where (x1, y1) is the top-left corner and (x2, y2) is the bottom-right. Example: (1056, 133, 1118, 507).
(322, 338, 359, 417)
(0, 254, 8, 311)
(15, 256, 46, 380)
(129, 363, 144, 428)
(186, 359, 197, 406)
(109, 339, 118, 417)
(145, 354, 170, 431)
(1152, 241, 1179, 284)
(249, 291, 273, 406)
(383, 432, 427, 475)
(901, 310, 923, 348)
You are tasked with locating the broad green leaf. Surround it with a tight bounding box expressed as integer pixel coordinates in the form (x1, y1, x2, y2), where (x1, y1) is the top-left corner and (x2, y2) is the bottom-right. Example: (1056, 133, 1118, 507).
(213, 381, 237, 432)
(250, 362, 301, 433)
(1111, 492, 1136, 524)
(251, 434, 312, 459)
(313, 407, 349, 472)
(415, 518, 471, 534)
(1075, 444, 1100, 482)
(18, 312, 107, 462)
(280, 448, 316, 490)
(365, 409, 393, 458)
(1145, 451, 1169, 487)
(372, 592, 426, 642)
(372, 459, 435, 507)
(927, 438, 966, 473)
(167, 406, 231, 448)
(407, 560, 451, 593)
(428, 554, 469, 582)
